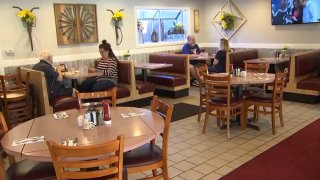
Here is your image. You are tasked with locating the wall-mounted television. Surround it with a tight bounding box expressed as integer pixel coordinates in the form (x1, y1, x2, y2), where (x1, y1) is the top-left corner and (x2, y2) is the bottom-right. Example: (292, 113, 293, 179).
(272, 0, 320, 25)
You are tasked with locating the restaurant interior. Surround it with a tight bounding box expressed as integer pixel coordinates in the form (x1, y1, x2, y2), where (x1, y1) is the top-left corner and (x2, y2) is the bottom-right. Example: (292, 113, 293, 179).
(0, 0, 320, 179)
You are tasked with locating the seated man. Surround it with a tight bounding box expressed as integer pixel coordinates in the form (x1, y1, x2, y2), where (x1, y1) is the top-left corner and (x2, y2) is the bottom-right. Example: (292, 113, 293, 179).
(33, 50, 73, 101)
(182, 35, 201, 86)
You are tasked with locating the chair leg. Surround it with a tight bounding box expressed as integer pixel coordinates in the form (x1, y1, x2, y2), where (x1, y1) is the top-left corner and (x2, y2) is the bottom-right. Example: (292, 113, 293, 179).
(217, 110, 221, 127)
(152, 169, 158, 177)
(203, 108, 210, 134)
(240, 106, 245, 130)
(254, 105, 259, 121)
(226, 112, 230, 139)
(279, 104, 284, 127)
(197, 102, 202, 122)
(162, 161, 169, 180)
(271, 107, 276, 135)
(244, 103, 248, 129)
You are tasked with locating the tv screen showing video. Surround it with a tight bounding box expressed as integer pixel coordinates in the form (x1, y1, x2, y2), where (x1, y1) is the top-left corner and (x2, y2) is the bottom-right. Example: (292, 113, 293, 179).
(272, 0, 320, 25)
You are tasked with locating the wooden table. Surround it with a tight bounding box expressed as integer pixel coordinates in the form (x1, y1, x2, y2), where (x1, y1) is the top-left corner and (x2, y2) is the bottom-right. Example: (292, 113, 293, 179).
(135, 63, 173, 82)
(63, 71, 104, 88)
(189, 55, 216, 65)
(1, 107, 164, 162)
(244, 57, 290, 73)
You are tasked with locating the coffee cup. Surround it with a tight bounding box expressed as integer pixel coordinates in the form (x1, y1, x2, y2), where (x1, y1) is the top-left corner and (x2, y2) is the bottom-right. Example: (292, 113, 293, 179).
(241, 71, 247, 77)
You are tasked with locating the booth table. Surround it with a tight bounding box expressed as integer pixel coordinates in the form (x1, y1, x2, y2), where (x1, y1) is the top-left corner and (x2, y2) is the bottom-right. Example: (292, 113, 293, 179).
(244, 57, 290, 73)
(1, 107, 164, 162)
(63, 71, 104, 88)
(135, 63, 173, 82)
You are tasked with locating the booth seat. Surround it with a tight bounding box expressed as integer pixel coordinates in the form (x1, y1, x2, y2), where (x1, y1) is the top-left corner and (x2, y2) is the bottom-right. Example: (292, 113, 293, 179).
(106, 61, 155, 106)
(284, 49, 320, 103)
(144, 53, 190, 98)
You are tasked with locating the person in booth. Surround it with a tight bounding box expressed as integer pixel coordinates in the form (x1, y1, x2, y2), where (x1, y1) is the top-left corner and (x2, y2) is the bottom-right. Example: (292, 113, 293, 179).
(208, 38, 229, 73)
(79, 40, 119, 92)
(182, 35, 202, 86)
(32, 50, 73, 100)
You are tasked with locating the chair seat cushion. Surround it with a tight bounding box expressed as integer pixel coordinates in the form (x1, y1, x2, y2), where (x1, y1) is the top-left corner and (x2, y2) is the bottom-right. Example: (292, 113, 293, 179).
(6, 160, 56, 180)
(147, 74, 186, 87)
(136, 81, 155, 94)
(209, 97, 243, 107)
(123, 143, 162, 168)
(297, 76, 320, 91)
(52, 96, 79, 112)
(116, 87, 130, 99)
(245, 93, 280, 103)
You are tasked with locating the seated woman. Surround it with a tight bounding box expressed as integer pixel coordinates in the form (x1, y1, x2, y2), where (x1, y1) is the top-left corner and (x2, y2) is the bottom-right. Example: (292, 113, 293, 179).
(80, 40, 118, 92)
(209, 38, 229, 73)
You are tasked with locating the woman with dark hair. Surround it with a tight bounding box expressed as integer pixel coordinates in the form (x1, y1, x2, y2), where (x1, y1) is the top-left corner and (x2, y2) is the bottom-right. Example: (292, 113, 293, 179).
(79, 40, 119, 92)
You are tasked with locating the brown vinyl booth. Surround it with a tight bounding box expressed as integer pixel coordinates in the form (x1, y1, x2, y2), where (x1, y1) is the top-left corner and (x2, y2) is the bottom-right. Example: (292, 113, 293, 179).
(20, 68, 78, 115)
(95, 60, 155, 106)
(146, 53, 190, 98)
(226, 49, 259, 72)
(284, 49, 320, 103)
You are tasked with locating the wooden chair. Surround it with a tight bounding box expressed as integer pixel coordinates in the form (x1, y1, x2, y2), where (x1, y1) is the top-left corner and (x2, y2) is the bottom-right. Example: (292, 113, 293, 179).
(0, 112, 56, 180)
(0, 68, 32, 128)
(244, 69, 288, 134)
(194, 64, 208, 122)
(76, 87, 117, 109)
(244, 63, 270, 95)
(202, 74, 244, 138)
(46, 134, 126, 180)
(123, 96, 173, 180)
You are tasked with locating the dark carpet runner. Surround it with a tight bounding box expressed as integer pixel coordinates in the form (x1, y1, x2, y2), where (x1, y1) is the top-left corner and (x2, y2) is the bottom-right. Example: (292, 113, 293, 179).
(171, 103, 205, 122)
(221, 118, 320, 180)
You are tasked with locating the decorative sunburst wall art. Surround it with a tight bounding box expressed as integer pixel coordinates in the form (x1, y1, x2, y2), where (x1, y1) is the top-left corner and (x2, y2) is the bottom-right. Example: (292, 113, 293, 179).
(54, 4, 98, 45)
(211, 0, 246, 40)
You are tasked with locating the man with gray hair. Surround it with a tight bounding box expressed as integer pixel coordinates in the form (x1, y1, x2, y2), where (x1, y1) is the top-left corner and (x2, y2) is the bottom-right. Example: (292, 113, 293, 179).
(33, 50, 73, 100)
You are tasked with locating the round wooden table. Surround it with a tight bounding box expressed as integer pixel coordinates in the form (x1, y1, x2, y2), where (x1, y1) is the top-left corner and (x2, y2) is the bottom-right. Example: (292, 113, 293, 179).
(1, 107, 164, 162)
(230, 72, 275, 85)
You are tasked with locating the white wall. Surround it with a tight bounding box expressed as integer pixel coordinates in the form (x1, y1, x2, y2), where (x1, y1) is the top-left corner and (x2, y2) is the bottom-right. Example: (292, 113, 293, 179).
(202, 0, 320, 48)
(0, 0, 202, 61)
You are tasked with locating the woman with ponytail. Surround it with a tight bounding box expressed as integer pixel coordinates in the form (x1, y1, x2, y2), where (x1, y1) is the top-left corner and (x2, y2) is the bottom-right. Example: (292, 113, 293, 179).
(80, 40, 119, 92)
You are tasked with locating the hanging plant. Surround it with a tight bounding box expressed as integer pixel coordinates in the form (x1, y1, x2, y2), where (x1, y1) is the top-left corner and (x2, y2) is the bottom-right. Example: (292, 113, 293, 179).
(13, 6, 39, 51)
(219, 12, 235, 31)
(107, 9, 124, 45)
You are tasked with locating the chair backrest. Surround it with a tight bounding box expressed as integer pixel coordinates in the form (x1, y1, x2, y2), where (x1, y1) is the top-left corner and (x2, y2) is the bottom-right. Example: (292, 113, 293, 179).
(46, 134, 124, 180)
(194, 64, 209, 83)
(272, 69, 288, 102)
(150, 96, 173, 164)
(76, 87, 117, 109)
(244, 63, 269, 73)
(203, 74, 231, 107)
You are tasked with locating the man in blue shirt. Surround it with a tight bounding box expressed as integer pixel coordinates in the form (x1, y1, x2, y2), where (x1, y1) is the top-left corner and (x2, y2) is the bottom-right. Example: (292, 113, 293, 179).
(181, 35, 202, 86)
(182, 35, 201, 55)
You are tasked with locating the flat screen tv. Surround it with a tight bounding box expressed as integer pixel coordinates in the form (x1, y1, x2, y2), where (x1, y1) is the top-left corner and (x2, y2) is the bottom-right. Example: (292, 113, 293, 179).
(272, 0, 320, 25)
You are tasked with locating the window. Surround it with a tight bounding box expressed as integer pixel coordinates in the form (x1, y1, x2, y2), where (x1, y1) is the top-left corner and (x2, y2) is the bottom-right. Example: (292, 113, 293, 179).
(136, 7, 190, 47)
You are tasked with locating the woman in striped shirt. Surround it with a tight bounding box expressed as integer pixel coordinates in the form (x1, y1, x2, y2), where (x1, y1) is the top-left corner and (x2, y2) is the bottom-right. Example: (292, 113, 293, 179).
(80, 40, 119, 92)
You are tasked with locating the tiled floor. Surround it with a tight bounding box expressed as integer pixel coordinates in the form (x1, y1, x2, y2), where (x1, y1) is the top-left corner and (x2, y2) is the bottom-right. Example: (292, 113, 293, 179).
(2, 87, 320, 180)
(128, 87, 320, 180)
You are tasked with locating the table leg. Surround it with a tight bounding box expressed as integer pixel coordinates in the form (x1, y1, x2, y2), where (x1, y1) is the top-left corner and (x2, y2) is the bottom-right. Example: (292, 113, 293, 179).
(71, 79, 78, 89)
(141, 69, 147, 82)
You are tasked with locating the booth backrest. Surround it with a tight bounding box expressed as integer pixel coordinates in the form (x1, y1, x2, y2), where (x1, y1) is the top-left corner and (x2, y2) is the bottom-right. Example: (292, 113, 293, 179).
(229, 49, 258, 69)
(118, 61, 131, 84)
(295, 50, 320, 77)
(149, 54, 188, 75)
(20, 67, 51, 116)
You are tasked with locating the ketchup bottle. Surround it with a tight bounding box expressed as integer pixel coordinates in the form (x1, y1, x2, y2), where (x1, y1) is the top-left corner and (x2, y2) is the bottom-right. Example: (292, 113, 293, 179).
(102, 100, 111, 124)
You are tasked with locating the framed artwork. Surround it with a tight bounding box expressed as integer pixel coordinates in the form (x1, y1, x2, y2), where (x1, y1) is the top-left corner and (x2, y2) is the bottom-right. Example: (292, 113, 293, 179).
(194, 9, 200, 33)
(54, 4, 98, 45)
